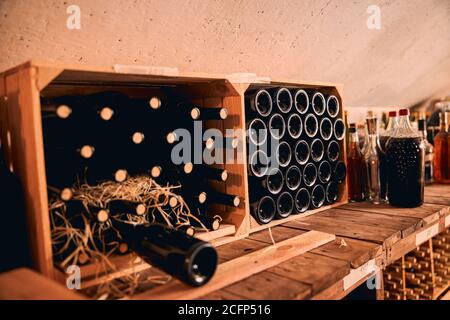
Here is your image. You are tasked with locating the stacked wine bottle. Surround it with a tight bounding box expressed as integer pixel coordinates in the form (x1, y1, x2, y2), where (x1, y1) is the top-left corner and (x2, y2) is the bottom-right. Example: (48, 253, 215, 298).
(246, 87, 346, 224)
(384, 229, 450, 300)
(41, 91, 239, 234)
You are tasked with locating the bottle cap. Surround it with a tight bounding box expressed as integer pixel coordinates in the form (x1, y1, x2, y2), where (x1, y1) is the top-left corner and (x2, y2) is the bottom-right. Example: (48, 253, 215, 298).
(348, 126, 356, 133)
(388, 111, 397, 117)
(399, 109, 409, 116)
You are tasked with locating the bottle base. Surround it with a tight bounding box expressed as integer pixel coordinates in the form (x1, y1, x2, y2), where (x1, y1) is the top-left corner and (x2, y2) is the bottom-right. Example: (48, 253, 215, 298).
(389, 201, 423, 208)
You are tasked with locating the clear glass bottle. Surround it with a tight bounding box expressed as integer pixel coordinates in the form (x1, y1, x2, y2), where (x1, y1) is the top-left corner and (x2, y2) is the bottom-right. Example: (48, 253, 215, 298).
(418, 117, 434, 184)
(363, 117, 383, 204)
(347, 124, 366, 202)
(385, 109, 425, 208)
(433, 112, 450, 183)
(379, 111, 398, 201)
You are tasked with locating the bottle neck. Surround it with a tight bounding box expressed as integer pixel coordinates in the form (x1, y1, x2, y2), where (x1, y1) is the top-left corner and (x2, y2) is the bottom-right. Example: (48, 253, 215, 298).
(349, 132, 359, 145)
(398, 115, 412, 130)
(384, 116, 398, 133)
(418, 119, 427, 139)
(440, 113, 449, 132)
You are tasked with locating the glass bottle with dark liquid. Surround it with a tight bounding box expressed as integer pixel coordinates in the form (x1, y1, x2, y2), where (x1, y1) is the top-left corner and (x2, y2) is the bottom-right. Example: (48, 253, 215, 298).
(347, 124, 366, 201)
(433, 111, 450, 184)
(385, 109, 425, 208)
(379, 111, 398, 201)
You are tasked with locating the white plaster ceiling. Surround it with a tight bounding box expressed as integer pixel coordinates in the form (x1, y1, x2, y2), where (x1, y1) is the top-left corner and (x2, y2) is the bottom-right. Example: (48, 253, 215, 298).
(0, 0, 449, 108)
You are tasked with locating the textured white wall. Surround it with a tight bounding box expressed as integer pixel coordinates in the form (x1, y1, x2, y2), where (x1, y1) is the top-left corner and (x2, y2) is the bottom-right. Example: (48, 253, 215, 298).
(0, 0, 449, 108)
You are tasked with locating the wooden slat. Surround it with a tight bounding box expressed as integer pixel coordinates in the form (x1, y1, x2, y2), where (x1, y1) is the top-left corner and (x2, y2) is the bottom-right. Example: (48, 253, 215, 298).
(195, 224, 236, 242)
(216, 238, 268, 263)
(0, 268, 84, 300)
(198, 289, 247, 300)
(310, 236, 383, 268)
(340, 202, 447, 226)
(132, 230, 335, 300)
(222, 271, 311, 300)
(318, 208, 422, 238)
(284, 215, 401, 248)
(424, 195, 450, 206)
(424, 184, 450, 197)
(268, 252, 350, 295)
(247, 226, 307, 244)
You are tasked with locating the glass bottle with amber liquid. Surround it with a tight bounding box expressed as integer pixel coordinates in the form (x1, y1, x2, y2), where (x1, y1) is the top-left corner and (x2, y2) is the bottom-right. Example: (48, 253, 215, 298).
(433, 112, 450, 183)
(347, 124, 366, 202)
(418, 117, 434, 184)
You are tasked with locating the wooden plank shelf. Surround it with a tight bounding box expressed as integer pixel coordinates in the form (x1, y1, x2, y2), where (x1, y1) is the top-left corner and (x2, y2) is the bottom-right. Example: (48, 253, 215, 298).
(63, 184, 450, 299)
(198, 184, 450, 300)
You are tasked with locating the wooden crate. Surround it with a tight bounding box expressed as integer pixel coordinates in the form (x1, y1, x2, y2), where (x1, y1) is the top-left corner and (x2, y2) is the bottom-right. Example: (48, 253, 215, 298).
(238, 79, 347, 233)
(0, 61, 346, 282)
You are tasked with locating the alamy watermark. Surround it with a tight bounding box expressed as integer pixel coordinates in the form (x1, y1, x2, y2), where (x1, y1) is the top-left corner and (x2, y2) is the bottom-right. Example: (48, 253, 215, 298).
(66, 4, 81, 30)
(366, 5, 381, 30)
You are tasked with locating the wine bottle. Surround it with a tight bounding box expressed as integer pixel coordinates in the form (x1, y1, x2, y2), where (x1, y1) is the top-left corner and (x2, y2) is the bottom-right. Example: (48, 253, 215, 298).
(287, 113, 303, 139)
(310, 138, 325, 162)
(318, 160, 332, 184)
(276, 141, 292, 167)
(303, 163, 318, 187)
(433, 112, 450, 183)
(251, 196, 276, 224)
(195, 106, 229, 120)
(334, 118, 346, 141)
(294, 188, 310, 213)
(325, 181, 338, 204)
(247, 118, 268, 146)
(269, 113, 286, 139)
(362, 117, 383, 204)
(276, 192, 294, 218)
(285, 165, 302, 191)
(48, 185, 74, 202)
(190, 207, 221, 231)
(107, 200, 147, 216)
(0, 139, 32, 272)
(294, 89, 309, 114)
(262, 168, 284, 194)
(326, 95, 340, 118)
(320, 117, 333, 141)
(248, 150, 270, 177)
(273, 88, 293, 114)
(41, 104, 72, 119)
(311, 92, 326, 116)
(418, 117, 434, 184)
(151, 163, 193, 181)
(246, 89, 273, 117)
(327, 140, 340, 162)
(191, 165, 228, 182)
(114, 222, 218, 286)
(294, 140, 310, 165)
(206, 190, 240, 207)
(304, 114, 319, 138)
(346, 124, 364, 202)
(311, 184, 326, 208)
(334, 161, 347, 184)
